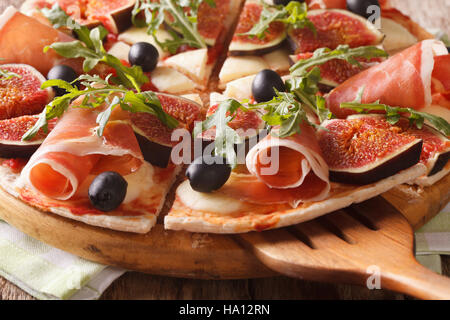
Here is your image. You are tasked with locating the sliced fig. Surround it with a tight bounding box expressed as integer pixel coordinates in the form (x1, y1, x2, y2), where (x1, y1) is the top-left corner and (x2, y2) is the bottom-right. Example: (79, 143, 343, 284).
(318, 115, 423, 185)
(199, 102, 267, 162)
(229, 2, 287, 56)
(287, 9, 384, 54)
(0, 64, 54, 120)
(289, 53, 382, 87)
(129, 93, 203, 168)
(197, 0, 232, 46)
(21, 0, 135, 34)
(394, 119, 450, 177)
(0, 116, 57, 158)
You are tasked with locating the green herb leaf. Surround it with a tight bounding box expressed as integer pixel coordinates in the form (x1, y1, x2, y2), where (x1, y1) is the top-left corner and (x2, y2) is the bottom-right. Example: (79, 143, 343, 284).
(193, 99, 243, 167)
(133, 0, 212, 54)
(23, 76, 178, 141)
(290, 45, 388, 77)
(45, 27, 148, 90)
(96, 96, 120, 136)
(255, 91, 314, 138)
(239, 1, 315, 40)
(41, 3, 106, 49)
(340, 100, 450, 137)
(42, 5, 148, 90)
(0, 67, 21, 80)
(286, 67, 333, 123)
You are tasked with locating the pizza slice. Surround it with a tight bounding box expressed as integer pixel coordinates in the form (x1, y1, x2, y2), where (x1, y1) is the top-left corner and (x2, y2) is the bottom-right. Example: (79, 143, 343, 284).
(111, 0, 244, 93)
(325, 39, 450, 185)
(165, 98, 429, 233)
(18, 0, 244, 94)
(0, 61, 203, 233)
(218, 0, 388, 90)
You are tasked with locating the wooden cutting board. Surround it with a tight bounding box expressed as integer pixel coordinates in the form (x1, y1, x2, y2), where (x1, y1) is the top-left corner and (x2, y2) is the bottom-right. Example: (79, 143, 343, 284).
(1, 0, 449, 299)
(0, 173, 448, 280)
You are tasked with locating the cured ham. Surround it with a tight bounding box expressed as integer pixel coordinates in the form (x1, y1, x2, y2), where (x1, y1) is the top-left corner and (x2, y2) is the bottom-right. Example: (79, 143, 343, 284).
(326, 40, 450, 119)
(237, 122, 330, 207)
(20, 100, 143, 200)
(0, 6, 81, 76)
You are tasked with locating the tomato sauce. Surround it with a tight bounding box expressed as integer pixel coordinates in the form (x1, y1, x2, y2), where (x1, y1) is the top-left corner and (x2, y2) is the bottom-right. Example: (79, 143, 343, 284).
(103, 33, 119, 51)
(2, 158, 27, 174)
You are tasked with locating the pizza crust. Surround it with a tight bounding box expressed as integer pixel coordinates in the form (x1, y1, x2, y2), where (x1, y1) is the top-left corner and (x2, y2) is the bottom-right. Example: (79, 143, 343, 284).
(164, 164, 427, 233)
(412, 163, 450, 187)
(0, 163, 181, 234)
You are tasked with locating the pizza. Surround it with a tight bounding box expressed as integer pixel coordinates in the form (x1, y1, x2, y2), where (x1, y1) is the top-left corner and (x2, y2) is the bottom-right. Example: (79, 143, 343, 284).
(0, 0, 448, 235)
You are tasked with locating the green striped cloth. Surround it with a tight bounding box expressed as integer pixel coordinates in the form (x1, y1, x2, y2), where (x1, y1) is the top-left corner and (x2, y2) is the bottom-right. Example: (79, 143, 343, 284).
(0, 204, 449, 299)
(415, 203, 450, 274)
(0, 220, 124, 299)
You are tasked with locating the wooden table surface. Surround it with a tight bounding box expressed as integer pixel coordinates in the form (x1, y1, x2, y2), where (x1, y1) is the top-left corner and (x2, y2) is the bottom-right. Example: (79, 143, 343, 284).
(0, 0, 449, 300)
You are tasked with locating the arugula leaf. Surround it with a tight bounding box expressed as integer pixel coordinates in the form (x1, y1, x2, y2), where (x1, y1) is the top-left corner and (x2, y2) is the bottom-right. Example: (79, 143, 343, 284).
(96, 96, 120, 136)
(290, 45, 388, 77)
(285, 67, 333, 123)
(193, 89, 323, 165)
(252, 91, 316, 138)
(41, 3, 79, 30)
(239, 1, 315, 40)
(193, 99, 243, 167)
(285, 45, 387, 122)
(44, 26, 148, 90)
(133, 0, 212, 54)
(41, 3, 107, 49)
(340, 101, 450, 137)
(22, 76, 178, 141)
(41, 5, 148, 90)
(0, 67, 21, 80)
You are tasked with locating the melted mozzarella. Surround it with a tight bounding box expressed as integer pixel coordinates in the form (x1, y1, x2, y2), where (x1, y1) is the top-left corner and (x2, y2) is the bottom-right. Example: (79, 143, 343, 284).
(177, 180, 247, 214)
(209, 92, 229, 106)
(107, 41, 131, 62)
(123, 162, 155, 204)
(262, 49, 291, 72)
(118, 27, 172, 58)
(381, 18, 418, 54)
(219, 56, 269, 86)
(181, 93, 203, 106)
(151, 66, 196, 93)
(223, 75, 255, 100)
(164, 48, 208, 83)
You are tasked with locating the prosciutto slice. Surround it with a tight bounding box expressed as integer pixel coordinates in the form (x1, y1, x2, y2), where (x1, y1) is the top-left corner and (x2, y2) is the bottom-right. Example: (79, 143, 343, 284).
(326, 40, 449, 119)
(240, 122, 330, 207)
(20, 102, 143, 200)
(0, 6, 82, 75)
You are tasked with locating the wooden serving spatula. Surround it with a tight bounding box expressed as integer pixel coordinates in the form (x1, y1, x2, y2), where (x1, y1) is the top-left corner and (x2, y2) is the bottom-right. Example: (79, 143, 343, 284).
(237, 196, 450, 300)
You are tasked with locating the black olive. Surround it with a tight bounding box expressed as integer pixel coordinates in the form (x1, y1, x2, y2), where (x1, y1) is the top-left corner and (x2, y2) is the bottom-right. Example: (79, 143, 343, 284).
(186, 156, 231, 193)
(251, 69, 286, 103)
(47, 65, 78, 96)
(88, 171, 128, 212)
(128, 42, 159, 72)
(346, 0, 380, 19)
(273, 0, 304, 5)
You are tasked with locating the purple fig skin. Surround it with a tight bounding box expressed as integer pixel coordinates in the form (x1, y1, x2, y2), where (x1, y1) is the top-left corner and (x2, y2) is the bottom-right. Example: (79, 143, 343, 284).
(134, 132, 173, 168)
(228, 39, 286, 56)
(286, 32, 299, 54)
(428, 151, 450, 177)
(0, 142, 41, 159)
(329, 139, 423, 185)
